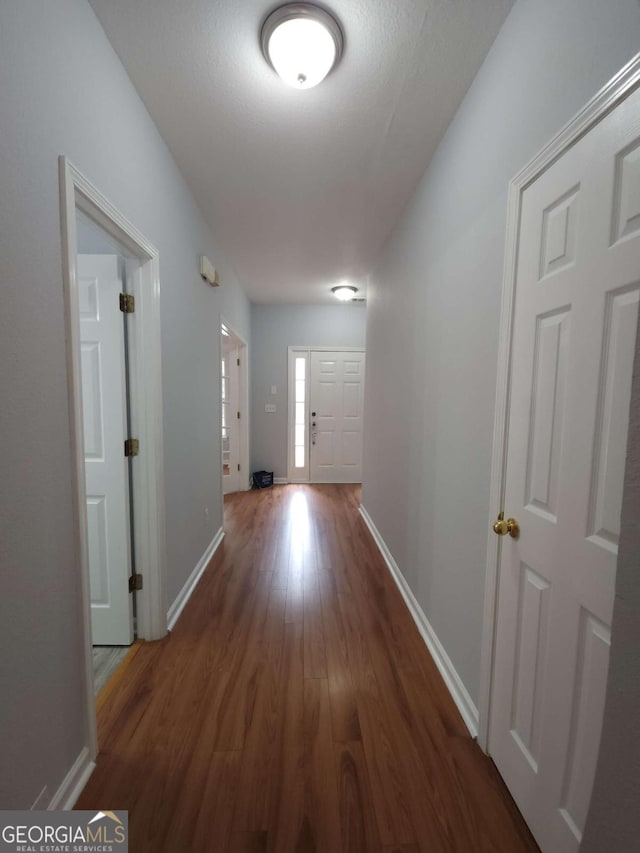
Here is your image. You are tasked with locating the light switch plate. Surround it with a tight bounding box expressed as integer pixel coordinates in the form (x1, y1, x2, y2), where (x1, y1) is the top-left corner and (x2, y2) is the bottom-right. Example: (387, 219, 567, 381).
(271, 385, 277, 395)
(265, 403, 276, 413)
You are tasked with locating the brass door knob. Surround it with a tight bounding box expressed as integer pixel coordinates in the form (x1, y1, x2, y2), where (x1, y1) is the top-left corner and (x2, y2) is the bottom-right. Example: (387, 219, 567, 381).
(493, 512, 520, 539)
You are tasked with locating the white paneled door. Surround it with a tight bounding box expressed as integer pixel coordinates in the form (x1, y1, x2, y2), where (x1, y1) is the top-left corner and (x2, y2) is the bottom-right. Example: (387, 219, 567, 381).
(78, 254, 133, 646)
(309, 351, 365, 482)
(221, 342, 240, 494)
(489, 86, 640, 851)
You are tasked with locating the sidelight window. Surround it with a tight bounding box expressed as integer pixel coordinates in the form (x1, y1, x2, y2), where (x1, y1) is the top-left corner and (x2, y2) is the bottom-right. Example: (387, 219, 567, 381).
(294, 357, 306, 468)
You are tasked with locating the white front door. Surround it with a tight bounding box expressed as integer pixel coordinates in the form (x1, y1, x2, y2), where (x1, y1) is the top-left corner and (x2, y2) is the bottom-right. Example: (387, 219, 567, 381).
(309, 351, 365, 483)
(489, 86, 640, 851)
(78, 254, 133, 646)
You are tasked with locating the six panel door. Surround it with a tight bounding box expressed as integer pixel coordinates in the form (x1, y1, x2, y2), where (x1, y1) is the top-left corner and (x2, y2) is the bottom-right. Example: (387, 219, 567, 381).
(489, 85, 640, 851)
(222, 342, 240, 494)
(78, 254, 133, 647)
(309, 351, 365, 483)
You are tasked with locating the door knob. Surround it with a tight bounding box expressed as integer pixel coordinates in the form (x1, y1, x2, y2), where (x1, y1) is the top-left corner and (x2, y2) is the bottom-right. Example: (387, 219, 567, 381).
(493, 511, 520, 539)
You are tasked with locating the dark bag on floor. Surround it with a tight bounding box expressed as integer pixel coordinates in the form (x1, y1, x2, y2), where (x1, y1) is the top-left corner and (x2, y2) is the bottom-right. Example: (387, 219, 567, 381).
(252, 470, 274, 489)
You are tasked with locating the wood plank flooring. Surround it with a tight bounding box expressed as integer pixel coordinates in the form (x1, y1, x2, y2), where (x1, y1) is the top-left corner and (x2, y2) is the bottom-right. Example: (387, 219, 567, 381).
(76, 484, 538, 852)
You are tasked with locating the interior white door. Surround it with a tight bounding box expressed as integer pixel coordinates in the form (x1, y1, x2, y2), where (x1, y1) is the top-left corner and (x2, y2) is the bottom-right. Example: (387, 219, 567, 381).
(222, 340, 240, 494)
(489, 86, 640, 851)
(309, 351, 365, 483)
(78, 254, 133, 646)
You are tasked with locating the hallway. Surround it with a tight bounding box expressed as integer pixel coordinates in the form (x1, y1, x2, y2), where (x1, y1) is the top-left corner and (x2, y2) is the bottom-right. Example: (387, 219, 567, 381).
(76, 485, 537, 851)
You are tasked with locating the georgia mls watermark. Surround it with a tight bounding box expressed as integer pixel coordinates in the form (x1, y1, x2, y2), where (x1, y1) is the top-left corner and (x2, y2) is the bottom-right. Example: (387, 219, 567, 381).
(0, 811, 128, 853)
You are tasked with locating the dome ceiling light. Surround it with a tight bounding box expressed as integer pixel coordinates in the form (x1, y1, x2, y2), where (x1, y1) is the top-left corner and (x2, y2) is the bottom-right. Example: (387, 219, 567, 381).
(331, 284, 358, 301)
(261, 3, 344, 90)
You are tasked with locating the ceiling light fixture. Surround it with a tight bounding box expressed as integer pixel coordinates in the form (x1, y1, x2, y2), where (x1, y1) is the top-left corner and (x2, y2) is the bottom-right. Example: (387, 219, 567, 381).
(261, 3, 344, 90)
(331, 284, 358, 301)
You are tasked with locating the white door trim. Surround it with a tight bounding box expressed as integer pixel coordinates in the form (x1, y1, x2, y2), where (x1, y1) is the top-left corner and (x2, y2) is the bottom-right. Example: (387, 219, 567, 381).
(220, 316, 250, 491)
(59, 156, 168, 761)
(478, 53, 640, 752)
(293, 346, 366, 352)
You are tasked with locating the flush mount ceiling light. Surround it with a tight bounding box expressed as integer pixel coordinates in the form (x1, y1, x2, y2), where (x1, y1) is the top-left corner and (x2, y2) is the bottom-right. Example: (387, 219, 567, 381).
(331, 284, 358, 301)
(261, 3, 344, 90)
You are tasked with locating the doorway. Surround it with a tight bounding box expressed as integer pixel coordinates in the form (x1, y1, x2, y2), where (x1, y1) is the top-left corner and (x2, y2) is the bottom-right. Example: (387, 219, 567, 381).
(288, 347, 366, 483)
(480, 63, 640, 852)
(220, 320, 249, 494)
(60, 157, 167, 761)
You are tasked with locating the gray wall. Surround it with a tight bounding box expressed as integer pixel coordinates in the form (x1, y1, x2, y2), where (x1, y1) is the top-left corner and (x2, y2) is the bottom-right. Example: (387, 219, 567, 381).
(76, 210, 120, 254)
(251, 304, 366, 478)
(361, 0, 640, 843)
(362, 0, 640, 715)
(0, 0, 249, 808)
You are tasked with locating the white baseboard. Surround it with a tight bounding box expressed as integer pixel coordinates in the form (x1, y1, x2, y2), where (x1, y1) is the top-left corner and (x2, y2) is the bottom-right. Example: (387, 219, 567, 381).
(31, 785, 50, 811)
(48, 746, 95, 811)
(359, 505, 479, 738)
(167, 527, 224, 630)
(273, 477, 289, 485)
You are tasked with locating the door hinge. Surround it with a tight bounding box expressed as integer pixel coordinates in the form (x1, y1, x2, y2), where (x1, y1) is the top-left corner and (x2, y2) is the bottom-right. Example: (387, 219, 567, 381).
(124, 438, 139, 457)
(237, 411, 241, 419)
(237, 358, 240, 367)
(119, 292, 135, 313)
(237, 463, 241, 472)
(129, 573, 143, 593)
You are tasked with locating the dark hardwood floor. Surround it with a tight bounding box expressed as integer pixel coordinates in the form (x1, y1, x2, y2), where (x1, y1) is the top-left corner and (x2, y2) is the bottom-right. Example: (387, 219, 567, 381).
(76, 484, 538, 852)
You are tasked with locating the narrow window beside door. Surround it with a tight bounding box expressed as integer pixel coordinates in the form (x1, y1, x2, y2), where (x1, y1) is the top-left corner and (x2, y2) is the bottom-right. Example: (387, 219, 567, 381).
(294, 357, 306, 469)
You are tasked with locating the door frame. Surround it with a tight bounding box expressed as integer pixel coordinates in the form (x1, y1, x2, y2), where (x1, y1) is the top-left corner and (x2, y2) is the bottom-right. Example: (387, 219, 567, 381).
(220, 316, 249, 492)
(478, 53, 640, 752)
(287, 346, 366, 483)
(59, 157, 168, 760)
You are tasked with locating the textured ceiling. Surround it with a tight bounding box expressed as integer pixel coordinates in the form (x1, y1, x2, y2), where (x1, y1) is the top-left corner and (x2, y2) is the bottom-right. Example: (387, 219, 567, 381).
(89, 0, 513, 303)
